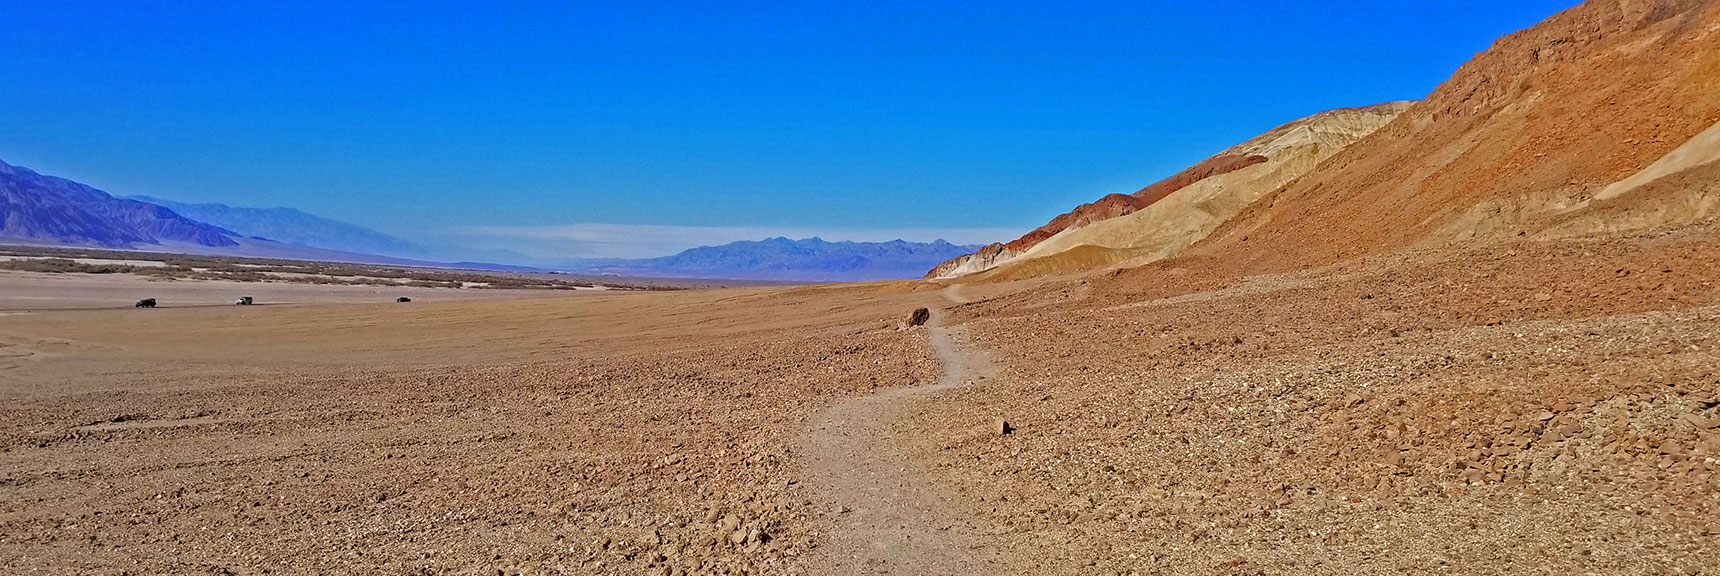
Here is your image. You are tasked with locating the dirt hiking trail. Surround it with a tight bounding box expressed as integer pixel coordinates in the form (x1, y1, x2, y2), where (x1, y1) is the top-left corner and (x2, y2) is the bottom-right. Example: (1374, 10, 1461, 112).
(800, 286, 1006, 575)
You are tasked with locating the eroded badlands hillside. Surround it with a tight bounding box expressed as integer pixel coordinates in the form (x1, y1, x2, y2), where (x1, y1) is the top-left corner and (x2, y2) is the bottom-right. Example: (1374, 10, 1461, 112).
(935, 0, 1720, 283)
(928, 102, 1410, 280)
(1191, 0, 1720, 273)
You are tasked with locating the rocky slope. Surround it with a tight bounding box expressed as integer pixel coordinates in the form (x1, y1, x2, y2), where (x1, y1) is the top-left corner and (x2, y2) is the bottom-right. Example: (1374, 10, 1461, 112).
(938, 0, 1720, 283)
(1189, 0, 1720, 274)
(916, 222, 1720, 575)
(928, 102, 1410, 279)
(0, 159, 237, 248)
(896, 4, 1720, 571)
(1002, 102, 1412, 280)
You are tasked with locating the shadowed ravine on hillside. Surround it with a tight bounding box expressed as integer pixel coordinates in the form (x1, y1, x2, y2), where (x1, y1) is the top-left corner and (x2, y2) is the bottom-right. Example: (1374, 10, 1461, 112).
(800, 286, 1007, 574)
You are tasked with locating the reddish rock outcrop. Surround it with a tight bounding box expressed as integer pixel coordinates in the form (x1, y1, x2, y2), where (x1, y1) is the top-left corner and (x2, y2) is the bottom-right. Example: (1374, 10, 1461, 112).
(928, 154, 1268, 278)
(1002, 155, 1268, 255)
(1132, 154, 1271, 205)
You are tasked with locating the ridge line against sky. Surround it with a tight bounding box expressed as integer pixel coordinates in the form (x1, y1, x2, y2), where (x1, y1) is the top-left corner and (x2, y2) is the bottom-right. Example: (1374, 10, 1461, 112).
(0, 1, 1581, 262)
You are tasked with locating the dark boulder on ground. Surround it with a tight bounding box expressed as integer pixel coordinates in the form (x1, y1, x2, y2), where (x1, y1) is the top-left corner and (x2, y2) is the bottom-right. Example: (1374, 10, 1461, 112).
(906, 307, 931, 327)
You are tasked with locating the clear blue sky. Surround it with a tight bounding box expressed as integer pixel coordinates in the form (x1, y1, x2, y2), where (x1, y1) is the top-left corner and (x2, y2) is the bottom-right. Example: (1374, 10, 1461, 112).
(0, 1, 1577, 258)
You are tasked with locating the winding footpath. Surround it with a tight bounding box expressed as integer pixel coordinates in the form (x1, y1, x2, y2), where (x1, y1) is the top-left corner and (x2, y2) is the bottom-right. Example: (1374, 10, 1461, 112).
(800, 286, 1006, 575)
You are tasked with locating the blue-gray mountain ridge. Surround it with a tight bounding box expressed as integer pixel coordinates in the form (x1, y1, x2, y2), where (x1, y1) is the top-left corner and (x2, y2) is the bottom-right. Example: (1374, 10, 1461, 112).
(580, 236, 985, 282)
(125, 195, 425, 258)
(0, 158, 238, 248)
(3, 157, 994, 281)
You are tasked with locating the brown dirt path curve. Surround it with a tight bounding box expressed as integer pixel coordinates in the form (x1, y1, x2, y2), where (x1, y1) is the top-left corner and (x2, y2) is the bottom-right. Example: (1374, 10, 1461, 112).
(800, 285, 1005, 575)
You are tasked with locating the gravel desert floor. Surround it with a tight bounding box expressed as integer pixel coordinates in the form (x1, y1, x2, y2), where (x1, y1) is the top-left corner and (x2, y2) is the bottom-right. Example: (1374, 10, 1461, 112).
(910, 222, 1720, 575)
(2, 222, 1718, 575)
(0, 276, 951, 575)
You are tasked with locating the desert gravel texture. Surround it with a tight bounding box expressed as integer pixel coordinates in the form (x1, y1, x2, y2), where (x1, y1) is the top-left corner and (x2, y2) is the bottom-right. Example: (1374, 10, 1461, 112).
(5, 3, 1720, 575)
(0, 281, 952, 575)
(2, 222, 1719, 575)
(906, 223, 1720, 575)
(800, 291, 1006, 575)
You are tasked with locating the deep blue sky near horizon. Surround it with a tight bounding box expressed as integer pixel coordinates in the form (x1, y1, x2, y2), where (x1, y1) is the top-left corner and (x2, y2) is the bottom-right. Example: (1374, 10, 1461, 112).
(1, 1, 1579, 258)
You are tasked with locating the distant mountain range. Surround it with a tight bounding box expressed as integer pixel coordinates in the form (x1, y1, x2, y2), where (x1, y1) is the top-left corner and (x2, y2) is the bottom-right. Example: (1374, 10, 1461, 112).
(0, 158, 453, 266)
(1, 158, 991, 281)
(125, 195, 425, 258)
(581, 237, 983, 282)
(0, 159, 239, 248)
